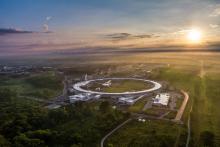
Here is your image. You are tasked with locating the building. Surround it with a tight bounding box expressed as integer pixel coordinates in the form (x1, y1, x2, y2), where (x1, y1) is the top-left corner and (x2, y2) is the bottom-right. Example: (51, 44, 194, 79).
(118, 96, 136, 105)
(69, 93, 101, 103)
(153, 93, 170, 106)
(69, 94, 87, 103)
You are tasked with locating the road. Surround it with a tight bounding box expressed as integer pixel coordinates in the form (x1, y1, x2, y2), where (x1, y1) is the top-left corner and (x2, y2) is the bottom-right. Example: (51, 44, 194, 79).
(186, 105, 193, 147)
(53, 76, 68, 103)
(200, 60, 205, 78)
(174, 90, 189, 121)
(100, 118, 132, 147)
(100, 112, 176, 147)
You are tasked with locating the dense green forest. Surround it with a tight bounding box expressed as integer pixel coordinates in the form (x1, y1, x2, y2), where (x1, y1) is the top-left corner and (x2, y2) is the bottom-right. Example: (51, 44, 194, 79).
(0, 87, 128, 147)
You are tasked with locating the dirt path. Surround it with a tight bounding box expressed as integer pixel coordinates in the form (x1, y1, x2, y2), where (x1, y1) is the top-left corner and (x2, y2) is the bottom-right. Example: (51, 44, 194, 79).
(100, 118, 132, 147)
(186, 105, 193, 147)
(174, 90, 189, 121)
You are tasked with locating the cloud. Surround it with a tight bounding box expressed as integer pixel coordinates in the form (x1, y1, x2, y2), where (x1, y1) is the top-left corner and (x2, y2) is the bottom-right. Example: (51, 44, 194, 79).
(209, 24, 219, 28)
(0, 28, 33, 35)
(43, 24, 49, 32)
(42, 16, 52, 32)
(105, 33, 158, 41)
(46, 16, 52, 21)
(209, 7, 220, 17)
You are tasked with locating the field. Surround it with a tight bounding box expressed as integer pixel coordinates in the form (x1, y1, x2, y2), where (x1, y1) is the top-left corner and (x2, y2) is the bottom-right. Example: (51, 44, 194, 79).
(105, 119, 187, 147)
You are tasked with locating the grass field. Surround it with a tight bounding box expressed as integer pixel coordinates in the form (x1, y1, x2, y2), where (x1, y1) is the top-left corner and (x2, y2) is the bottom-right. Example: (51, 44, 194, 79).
(103, 80, 153, 93)
(85, 79, 154, 93)
(105, 119, 187, 147)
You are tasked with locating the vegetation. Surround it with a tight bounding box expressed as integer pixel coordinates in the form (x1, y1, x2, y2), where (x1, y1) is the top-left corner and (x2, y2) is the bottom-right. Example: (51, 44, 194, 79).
(151, 67, 220, 146)
(128, 97, 149, 113)
(1, 56, 220, 146)
(106, 120, 187, 147)
(0, 91, 128, 146)
(164, 111, 177, 119)
(85, 79, 153, 93)
(0, 72, 62, 99)
(144, 107, 170, 117)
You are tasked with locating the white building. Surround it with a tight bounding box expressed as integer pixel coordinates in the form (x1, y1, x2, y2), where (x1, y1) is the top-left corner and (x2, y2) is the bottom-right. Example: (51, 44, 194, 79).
(119, 96, 135, 105)
(69, 93, 101, 103)
(69, 94, 87, 103)
(153, 93, 170, 106)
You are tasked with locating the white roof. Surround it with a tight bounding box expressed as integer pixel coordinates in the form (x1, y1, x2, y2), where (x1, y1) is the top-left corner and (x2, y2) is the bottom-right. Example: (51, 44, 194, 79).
(153, 93, 170, 106)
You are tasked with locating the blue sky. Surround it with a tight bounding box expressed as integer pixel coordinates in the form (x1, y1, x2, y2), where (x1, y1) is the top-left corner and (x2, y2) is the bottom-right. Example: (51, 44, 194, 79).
(0, 0, 220, 55)
(0, 0, 218, 32)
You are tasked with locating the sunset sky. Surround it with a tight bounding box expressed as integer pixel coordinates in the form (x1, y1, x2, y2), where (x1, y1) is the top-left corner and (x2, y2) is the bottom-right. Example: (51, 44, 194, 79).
(1, 0, 220, 55)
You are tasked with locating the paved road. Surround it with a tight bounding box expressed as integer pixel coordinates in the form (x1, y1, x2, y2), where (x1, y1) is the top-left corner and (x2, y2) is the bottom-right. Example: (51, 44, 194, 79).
(159, 111, 170, 119)
(132, 113, 172, 122)
(100, 118, 132, 147)
(142, 100, 152, 111)
(174, 90, 189, 121)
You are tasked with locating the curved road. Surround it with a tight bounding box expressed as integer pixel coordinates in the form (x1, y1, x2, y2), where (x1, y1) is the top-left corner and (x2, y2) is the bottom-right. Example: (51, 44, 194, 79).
(100, 118, 132, 147)
(174, 90, 189, 121)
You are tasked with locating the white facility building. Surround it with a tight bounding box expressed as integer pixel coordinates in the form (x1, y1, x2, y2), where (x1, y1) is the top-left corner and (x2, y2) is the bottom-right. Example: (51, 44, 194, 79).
(153, 93, 170, 106)
(69, 93, 101, 103)
(118, 96, 136, 105)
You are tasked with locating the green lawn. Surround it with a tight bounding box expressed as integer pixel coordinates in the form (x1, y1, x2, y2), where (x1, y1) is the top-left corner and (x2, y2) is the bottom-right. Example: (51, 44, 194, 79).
(86, 79, 153, 93)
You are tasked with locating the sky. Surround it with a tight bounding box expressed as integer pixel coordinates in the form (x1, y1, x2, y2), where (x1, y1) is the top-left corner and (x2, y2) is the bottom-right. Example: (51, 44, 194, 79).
(0, 0, 220, 56)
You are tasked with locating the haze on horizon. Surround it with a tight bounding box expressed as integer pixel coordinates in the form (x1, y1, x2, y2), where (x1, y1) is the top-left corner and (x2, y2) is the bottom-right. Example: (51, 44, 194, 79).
(1, 0, 220, 56)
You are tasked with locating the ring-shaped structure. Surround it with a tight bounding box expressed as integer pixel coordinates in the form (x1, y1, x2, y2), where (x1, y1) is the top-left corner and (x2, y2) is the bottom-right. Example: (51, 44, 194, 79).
(73, 78, 161, 96)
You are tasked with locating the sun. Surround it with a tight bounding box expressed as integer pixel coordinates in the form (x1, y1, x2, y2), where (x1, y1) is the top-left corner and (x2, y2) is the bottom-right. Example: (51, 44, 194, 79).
(187, 29, 202, 43)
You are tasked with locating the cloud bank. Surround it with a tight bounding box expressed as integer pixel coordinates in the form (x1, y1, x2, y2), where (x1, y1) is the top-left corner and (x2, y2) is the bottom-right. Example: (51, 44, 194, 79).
(0, 28, 33, 35)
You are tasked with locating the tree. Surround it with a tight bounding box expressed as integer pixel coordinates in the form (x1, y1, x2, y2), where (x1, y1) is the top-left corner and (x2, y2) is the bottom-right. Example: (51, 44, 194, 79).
(13, 134, 45, 147)
(99, 101, 111, 113)
(0, 134, 10, 147)
(0, 87, 17, 102)
(199, 131, 215, 147)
